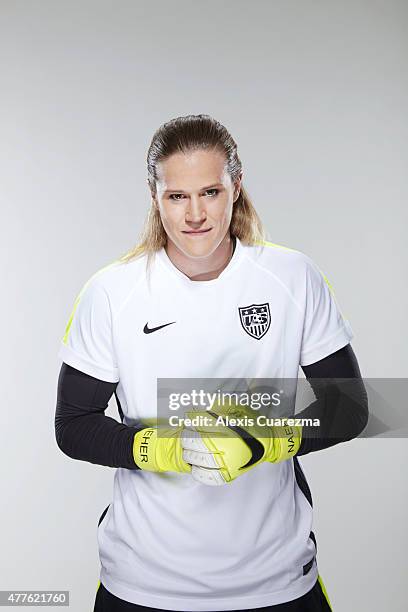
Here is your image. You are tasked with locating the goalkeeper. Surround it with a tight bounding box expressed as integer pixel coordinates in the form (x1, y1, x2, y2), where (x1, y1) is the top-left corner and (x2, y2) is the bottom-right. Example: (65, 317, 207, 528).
(56, 114, 368, 612)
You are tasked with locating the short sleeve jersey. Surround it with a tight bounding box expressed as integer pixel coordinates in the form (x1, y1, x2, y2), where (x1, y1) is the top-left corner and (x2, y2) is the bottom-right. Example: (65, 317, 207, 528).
(58, 237, 353, 610)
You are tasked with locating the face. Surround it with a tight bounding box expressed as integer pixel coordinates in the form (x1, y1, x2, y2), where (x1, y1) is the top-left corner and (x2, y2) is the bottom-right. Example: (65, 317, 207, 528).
(152, 149, 241, 259)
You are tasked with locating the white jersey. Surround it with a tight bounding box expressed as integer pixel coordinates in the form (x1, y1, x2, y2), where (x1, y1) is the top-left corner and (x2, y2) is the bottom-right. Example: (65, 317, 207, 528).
(58, 237, 353, 610)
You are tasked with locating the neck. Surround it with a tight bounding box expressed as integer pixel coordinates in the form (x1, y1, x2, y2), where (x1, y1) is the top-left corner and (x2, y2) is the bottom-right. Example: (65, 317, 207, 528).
(165, 234, 236, 282)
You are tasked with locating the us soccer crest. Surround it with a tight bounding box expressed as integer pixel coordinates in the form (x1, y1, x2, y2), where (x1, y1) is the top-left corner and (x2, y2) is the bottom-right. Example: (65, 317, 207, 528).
(238, 303, 271, 340)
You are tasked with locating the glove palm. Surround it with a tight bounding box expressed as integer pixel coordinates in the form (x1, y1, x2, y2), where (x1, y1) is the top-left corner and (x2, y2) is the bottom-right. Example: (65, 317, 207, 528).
(181, 403, 302, 485)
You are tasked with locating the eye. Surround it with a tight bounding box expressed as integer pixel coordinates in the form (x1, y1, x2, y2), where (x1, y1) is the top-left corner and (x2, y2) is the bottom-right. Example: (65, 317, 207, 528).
(169, 193, 185, 201)
(205, 189, 219, 197)
(168, 189, 219, 201)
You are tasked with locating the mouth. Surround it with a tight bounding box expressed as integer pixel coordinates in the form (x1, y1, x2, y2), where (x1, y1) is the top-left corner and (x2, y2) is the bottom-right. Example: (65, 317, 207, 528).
(182, 228, 213, 235)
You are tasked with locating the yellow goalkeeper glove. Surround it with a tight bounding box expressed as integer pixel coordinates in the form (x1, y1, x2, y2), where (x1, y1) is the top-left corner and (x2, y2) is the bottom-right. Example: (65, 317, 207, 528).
(181, 402, 302, 485)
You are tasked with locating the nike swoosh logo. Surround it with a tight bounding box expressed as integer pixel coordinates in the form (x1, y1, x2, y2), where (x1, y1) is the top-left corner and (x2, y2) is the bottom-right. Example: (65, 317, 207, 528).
(143, 321, 176, 334)
(207, 410, 265, 468)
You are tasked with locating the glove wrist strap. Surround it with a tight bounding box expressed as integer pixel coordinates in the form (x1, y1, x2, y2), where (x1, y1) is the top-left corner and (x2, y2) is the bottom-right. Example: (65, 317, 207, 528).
(267, 425, 302, 462)
(133, 428, 162, 471)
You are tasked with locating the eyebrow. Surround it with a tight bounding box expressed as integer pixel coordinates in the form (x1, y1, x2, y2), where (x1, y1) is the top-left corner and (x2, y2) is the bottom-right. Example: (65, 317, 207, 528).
(163, 183, 223, 194)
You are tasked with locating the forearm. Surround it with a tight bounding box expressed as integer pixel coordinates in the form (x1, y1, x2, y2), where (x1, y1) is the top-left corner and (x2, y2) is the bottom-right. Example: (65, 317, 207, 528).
(55, 363, 141, 469)
(55, 410, 140, 469)
(296, 377, 368, 455)
(296, 344, 369, 456)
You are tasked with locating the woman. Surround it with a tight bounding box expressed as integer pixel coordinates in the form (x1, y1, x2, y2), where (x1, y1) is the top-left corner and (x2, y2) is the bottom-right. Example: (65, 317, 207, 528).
(55, 114, 368, 611)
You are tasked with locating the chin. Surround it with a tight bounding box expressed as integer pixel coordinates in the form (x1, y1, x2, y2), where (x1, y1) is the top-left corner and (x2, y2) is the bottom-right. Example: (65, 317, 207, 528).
(179, 236, 217, 259)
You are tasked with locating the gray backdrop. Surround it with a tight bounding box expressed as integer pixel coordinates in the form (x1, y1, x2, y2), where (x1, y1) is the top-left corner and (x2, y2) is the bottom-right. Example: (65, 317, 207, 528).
(1, 1, 407, 610)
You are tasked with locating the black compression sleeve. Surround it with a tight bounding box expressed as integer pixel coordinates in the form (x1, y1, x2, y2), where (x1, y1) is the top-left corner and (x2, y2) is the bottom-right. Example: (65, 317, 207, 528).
(296, 344, 369, 456)
(55, 346, 369, 467)
(55, 363, 143, 469)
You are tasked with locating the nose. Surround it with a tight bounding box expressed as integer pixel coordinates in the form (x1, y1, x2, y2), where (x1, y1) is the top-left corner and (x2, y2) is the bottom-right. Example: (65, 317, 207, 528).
(185, 197, 206, 224)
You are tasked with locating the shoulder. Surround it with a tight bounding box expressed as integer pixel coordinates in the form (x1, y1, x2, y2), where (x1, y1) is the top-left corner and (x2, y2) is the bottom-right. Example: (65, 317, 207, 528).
(75, 253, 149, 317)
(240, 240, 336, 306)
(241, 239, 314, 280)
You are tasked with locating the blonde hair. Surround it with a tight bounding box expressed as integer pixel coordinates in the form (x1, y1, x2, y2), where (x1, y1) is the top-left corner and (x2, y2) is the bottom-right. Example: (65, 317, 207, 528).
(117, 114, 267, 271)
